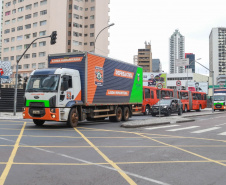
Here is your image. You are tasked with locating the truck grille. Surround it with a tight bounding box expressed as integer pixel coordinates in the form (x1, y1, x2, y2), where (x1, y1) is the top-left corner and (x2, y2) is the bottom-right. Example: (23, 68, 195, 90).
(29, 102, 45, 108)
(215, 104, 222, 108)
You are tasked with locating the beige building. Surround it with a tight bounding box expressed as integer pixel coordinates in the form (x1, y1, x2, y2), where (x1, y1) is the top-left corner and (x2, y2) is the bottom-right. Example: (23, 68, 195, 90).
(1, 0, 110, 87)
(137, 42, 152, 72)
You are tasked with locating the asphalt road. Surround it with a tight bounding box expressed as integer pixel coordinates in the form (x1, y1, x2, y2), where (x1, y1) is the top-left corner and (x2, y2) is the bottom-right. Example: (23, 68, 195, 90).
(0, 112, 226, 185)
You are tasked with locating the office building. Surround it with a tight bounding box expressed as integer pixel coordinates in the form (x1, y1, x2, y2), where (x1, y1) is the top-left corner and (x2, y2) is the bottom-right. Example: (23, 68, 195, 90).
(1, 0, 110, 86)
(137, 41, 152, 72)
(209, 27, 226, 84)
(169, 29, 185, 74)
(152, 59, 161, 72)
(185, 53, 195, 73)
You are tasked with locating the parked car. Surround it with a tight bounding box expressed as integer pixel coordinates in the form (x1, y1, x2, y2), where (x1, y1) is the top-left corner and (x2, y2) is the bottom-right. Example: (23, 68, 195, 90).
(150, 98, 183, 116)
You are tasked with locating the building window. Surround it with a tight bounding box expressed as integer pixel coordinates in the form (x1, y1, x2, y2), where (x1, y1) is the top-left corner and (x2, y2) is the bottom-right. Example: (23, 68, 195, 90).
(11, 28, 15, 32)
(38, 62, 45, 69)
(39, 41, 46, 47)
(40, 10, 47, 15)
(12, 18, 16, 23)
(17, 26, 23, 31)
(5, 20, 10, 25)
(90, 42, 94, 46)
(90, 33, 94, 37)
(34, 2, 38, 7)
(84, 43, 87, 45)
(16, 45, 22, 50)
(6, 2, 11, 7)
(25, 14, 32, 19)
(5, 11, 11, 16)
(90, 15, 94, 19)
(11, 37, 15, 42)
(68, 31, 71, 36)
(73, 41, 79, 46)
(4, 38, 9, 43)
(33, 12, 38, 17)
(32, 43, 37, 48)
(24, 34, 30, 39)
(39, 52, 46, 57)
(68, 40, 71, 45)
(4, 29, 10, 34)
(39, 31, 46, 36)
(18, 7, 24, 12)
(40, 0, 47, 6)
(18, 0, 24, 2)
(40, 20, 47, 26)
(13, 0, 16, 4)
(4, 48, 9, 52)
(74, 5, 79, 10)
(33, 32, 37, 37)
(74, 14, 79, 19)
(24, 44, 29, 49)
(26, 4, 32, 10)
(90, 6, 95, 11)
(18, 16, 23, 22)
(11, 56, 14, 61)
(17, 35, 23, 41)
(33, 22, 38, 27)
(18, 65, 22, 69)
(32, 54, 36, 58)
(32, 63, 36, 68)
(3, 57, 9, 61)
(24, 55, 30, 59)
(90, 24, 94, 28)
(25, 24, 31, 29)
(23, 64, 30, 69)
(85, 8, 88, 11)
(73, 32, 79, 37)
(11, 47, 15, 51)
(12, 9, 16, 14)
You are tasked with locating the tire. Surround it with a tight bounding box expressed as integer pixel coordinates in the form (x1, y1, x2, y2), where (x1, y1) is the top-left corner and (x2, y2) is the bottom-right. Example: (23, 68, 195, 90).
(220, 109, 224, 111)
(115, 107, 123, 122)
(143, 106, 150, 115)
(33, 119, 45, 126)
(178, 108, 182, 115)
(122, 107, 130, 121)
(67, 107, 79, 127)
(196, 105, 201, 112)
(166, 109, 171, 116)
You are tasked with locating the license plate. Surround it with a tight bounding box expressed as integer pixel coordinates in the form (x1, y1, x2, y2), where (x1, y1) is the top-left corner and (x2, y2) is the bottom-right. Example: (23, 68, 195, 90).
(33, 110, 40, 114)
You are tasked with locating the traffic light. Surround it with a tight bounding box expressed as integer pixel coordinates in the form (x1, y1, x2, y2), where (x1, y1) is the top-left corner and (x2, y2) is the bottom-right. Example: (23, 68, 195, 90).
(50, 31, 57, 45)
(18, 74, 22, 84)
(23, 76, 28, 89)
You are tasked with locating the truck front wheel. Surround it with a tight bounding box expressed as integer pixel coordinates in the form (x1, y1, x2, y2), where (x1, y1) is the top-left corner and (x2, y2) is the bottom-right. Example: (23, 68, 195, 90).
(67, 108, 79, 127)
(33, 119, 45, 126)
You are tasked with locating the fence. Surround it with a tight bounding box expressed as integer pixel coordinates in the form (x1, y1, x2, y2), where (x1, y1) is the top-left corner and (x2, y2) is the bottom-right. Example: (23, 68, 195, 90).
(0, 88, 25, 112)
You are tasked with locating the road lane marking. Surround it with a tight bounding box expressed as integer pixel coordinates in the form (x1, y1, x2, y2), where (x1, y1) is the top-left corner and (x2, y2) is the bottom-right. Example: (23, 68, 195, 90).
(191, 127, 221, 134)
(136, 133, 226, 167)
(145, 125, 180, 130)
(73, 128, 137, 185)
(167, 126, 199, 132)
(215, 123, 226, 126)
(218, 132, 226, 135)
(0, 122, 26, 185)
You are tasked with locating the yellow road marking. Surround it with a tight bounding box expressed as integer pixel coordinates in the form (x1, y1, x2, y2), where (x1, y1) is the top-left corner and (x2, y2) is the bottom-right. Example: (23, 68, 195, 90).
(0, 122, 26, 185)
(74, 128, 137, 185)
(136, 133, 226, 167)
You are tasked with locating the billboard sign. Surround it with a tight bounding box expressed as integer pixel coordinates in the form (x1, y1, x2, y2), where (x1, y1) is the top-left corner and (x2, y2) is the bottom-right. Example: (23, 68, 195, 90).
(0, 61, 12, 84)
(143, 72, 167, 88)
(176, 59, 189, 67)
(187, 82, 208, 94)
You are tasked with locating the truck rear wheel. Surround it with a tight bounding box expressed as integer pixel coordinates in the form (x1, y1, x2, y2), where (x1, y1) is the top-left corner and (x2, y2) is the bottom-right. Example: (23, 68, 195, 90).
(33, 119, 45, 126)
(122, 107, 129, 121)
(67, 108, 79, 127)
(109, 107, 122, 122)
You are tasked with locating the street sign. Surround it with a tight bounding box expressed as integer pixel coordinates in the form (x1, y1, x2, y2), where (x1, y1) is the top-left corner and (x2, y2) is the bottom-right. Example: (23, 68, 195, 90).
(175, 59, 189, 67)
(176, 80, 181, 86)
(157, 83, 163, 90)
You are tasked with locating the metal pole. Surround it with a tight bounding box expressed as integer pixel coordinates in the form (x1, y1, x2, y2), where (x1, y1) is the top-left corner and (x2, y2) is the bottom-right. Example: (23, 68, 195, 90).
(187, 65, 188, 90)
(159, 90, 161, 117)
(13, 35, 51, 116)
(212, 71, 214, 113)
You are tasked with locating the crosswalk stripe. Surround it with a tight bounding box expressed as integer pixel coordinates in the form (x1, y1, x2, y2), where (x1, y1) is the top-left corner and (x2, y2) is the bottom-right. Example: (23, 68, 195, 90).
(145, 125, 179, 130)
(218, 132, 226, 136)
(191, 127, 221, 134)
(167, 126, 199, 132)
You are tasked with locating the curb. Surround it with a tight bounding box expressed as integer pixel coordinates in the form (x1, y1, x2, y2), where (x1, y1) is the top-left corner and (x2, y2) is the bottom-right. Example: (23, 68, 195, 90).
(121, 121, 170, 128)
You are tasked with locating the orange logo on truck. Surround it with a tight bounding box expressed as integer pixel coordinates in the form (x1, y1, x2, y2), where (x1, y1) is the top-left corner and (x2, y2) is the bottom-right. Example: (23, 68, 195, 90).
(50, 57, 83, 64)
(106, 90, 130, 96)
(114, 69, 134, 79)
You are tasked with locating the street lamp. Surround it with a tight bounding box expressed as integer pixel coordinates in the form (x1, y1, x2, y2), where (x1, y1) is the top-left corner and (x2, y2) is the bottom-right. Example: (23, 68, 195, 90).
(186, 58, 201, 90)
(94, 23, 115, 53)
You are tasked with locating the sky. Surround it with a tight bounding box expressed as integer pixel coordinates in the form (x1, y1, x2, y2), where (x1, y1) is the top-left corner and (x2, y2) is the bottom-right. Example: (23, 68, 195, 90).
(108, 0, 226, 76)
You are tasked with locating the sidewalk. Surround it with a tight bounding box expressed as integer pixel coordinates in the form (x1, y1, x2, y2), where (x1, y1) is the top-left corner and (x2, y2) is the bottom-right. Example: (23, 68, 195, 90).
(0, 112, 23, 119)
(121, 108, 224, 128)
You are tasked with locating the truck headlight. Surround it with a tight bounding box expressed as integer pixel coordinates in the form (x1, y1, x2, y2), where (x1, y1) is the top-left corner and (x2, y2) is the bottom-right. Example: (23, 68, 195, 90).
(50, 108, 56, 113)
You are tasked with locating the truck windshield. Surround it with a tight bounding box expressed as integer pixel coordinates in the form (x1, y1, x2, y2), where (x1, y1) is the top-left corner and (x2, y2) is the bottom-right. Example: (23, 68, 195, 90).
(214, 96, 225, 101)
(26, 75, 60, 92)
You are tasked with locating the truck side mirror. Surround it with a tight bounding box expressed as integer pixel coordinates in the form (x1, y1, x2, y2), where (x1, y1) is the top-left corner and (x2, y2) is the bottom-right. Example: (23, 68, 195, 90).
(61, 81, 69, 91)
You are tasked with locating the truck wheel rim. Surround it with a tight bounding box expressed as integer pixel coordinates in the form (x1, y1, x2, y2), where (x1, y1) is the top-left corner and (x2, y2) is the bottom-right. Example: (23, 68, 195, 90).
(71, 109, 78, 126)
(125, 109, 129, 119)
(117, 109, 122, 120)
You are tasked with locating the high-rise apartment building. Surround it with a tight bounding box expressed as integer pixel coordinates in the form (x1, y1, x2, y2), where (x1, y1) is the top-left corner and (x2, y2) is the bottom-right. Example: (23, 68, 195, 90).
(169, 29, 185, 74)
(185, 53, 195, 73)
(1, 0, 110, 84)
(209, 27, 226, 84)
(152, 59, 161, 72)
(137, 41, 152, 72)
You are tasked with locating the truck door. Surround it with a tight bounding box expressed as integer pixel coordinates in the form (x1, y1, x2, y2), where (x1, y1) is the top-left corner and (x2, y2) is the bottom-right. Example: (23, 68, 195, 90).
(59, 75, 74, 106)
